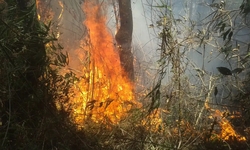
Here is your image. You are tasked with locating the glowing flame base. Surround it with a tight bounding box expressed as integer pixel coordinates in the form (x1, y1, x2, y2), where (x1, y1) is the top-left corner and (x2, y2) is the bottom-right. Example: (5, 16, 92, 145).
(68, 1, 138, 126)
(214, 110, 246, 141)
(35, 1, 248, 144)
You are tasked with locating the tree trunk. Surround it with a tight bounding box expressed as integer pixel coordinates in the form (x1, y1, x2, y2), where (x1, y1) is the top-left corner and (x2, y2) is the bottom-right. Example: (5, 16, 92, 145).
(115, 0, 134, 81)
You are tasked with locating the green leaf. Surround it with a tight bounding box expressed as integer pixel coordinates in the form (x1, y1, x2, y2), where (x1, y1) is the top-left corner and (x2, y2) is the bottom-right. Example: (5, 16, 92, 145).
(150, 3, 171, 10)
(214, 86, 218, 96)
(199, 36, 205, 47)
(219, 23, 226, 32)
(221, 45, 232, 53)
(50, 44, 57, 51)
(58, 43, 64, 50)
(222, 28, 231, 41)
(60, 53, 67, 64)
(45, 21, 52, 31)
(217, 67, 232, 75)
(228, 31, 233, 41)
(231, 68, 244, 74)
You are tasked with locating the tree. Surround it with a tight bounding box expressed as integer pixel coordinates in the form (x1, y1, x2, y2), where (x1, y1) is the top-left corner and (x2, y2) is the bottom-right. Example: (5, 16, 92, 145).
(115, 0, 134, 81)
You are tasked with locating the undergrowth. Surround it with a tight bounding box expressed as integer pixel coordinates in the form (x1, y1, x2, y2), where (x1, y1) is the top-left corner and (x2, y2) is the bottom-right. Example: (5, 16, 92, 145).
(0, 0, 250, 150)
(0, 1, 101, 149)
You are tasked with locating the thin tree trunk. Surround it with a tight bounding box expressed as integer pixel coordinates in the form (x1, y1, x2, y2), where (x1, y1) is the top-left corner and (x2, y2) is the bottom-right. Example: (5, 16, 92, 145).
(115, 0, 134, 81)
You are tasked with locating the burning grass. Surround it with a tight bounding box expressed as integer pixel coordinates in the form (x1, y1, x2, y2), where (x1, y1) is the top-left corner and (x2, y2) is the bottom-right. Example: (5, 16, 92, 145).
(65, 0, 140, 127)
(1, 0, 247, 149)
(52, 0, 250, 148)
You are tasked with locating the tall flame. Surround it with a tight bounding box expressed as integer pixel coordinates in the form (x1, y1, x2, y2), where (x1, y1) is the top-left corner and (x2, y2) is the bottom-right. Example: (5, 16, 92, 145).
(35, 1, 248, 140)
(68, 1, 138, 126)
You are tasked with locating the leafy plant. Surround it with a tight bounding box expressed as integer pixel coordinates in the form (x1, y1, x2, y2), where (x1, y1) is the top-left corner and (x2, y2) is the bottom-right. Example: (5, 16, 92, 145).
(0, 1, 101, 149)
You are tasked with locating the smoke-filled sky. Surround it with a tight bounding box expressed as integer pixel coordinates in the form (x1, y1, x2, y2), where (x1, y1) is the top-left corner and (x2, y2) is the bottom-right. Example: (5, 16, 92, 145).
(131, 0, 247, 73)
(40, 0, 248, 81)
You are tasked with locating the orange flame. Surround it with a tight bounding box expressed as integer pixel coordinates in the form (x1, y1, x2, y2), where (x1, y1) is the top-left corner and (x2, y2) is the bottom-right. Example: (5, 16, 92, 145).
(58, 0, 64, 20)
(141, 109, 164, 133)
(213, 110, 246, 141)
(68, 1, 139, 127)
(35, 0, 41, 20)
(35, 0, 54, 22)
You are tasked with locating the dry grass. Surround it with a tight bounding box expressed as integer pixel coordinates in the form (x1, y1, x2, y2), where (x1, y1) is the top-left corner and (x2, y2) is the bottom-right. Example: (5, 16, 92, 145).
(1, 0, 250, 149)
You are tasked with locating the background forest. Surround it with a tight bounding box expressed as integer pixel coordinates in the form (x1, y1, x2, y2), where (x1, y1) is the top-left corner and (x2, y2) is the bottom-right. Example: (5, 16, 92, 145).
(0, 0, 250, 150)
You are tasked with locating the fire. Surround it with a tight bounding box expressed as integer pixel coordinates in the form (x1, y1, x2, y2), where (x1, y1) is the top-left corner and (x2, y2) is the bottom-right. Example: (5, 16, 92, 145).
(67, 1, 138, 126)
(58, 0, 64, 21)
(141, 109, 164, 133)
(35, 0, 41, 20)
(35, 0, 138, 126)
(35, 0, 54, 22)
(213, 110, 246, 141)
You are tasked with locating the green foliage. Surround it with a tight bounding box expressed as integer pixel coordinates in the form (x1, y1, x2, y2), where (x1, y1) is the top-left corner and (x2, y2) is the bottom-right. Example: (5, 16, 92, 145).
(143, 0, 250, 149)
(0, 1, 102, 149)
(240, 0, 250, 16)
(1, 0, 250, 149)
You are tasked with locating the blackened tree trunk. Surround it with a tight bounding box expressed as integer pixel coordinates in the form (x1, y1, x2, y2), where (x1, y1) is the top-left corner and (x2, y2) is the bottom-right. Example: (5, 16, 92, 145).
(115, 0, 134, 81)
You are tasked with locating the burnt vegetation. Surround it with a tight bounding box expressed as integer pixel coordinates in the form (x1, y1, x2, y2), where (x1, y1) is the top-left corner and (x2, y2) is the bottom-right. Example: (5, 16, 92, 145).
(0, 0, 250, 150)
(0, 0, 101, 149)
